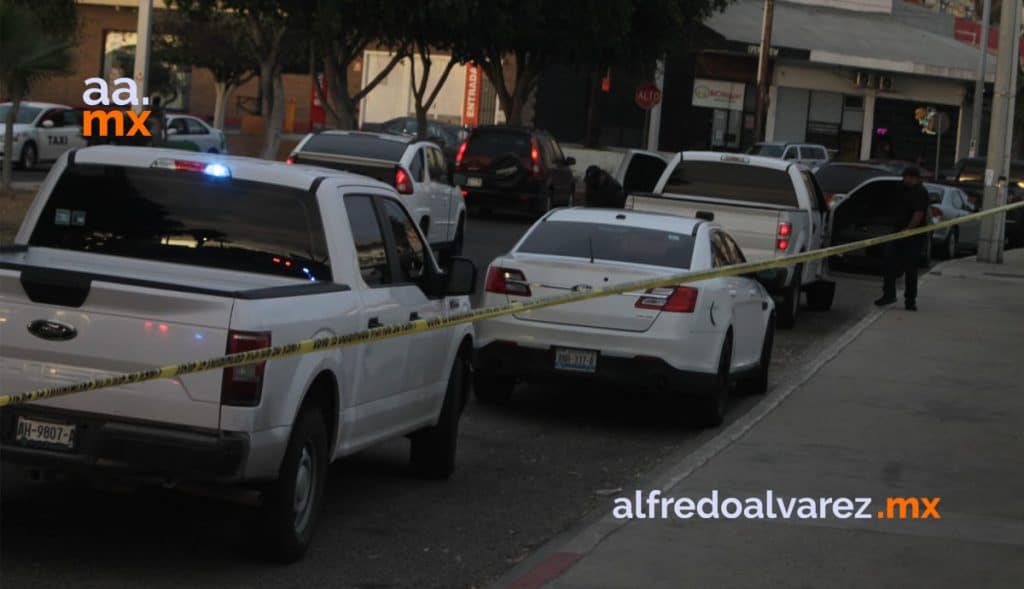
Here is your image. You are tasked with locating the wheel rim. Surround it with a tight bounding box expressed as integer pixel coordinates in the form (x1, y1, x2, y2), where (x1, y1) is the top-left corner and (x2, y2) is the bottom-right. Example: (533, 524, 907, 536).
(24, 145, 36, 168)
(716, 338, 732, 413)
(293, 442, 317, 533)
(948, 234, 956, 258)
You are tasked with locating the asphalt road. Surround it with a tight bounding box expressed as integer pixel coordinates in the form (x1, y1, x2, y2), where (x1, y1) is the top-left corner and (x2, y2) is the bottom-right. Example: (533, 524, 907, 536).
(0, 211, 882, 589)
(8, 167, 48, 186)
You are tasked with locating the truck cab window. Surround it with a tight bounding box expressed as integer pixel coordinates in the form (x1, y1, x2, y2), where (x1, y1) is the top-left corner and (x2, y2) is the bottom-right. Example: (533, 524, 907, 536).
(380, 198, 426, 283)
(343, 194, 390, 286)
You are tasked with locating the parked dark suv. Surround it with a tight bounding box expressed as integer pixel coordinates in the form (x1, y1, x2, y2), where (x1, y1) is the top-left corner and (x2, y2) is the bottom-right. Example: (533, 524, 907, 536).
(455, 126, 576, 216)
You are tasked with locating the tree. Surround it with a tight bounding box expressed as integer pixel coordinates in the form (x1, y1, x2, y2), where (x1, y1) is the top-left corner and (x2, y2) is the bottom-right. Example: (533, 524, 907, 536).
(160, 6, 256, 129)
(397, 0, 471, 138)
(305, 0, 409, 130)
(179, 0, 305, 159)
(0, 1, 73, 192)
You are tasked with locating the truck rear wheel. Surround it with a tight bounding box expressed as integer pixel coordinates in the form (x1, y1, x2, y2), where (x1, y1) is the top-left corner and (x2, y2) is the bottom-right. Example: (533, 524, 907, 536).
(410, 352, 468, 479)
(777, 265, 802, 329)
(805, 281, 835, 311)
(259, 406, 328, 563)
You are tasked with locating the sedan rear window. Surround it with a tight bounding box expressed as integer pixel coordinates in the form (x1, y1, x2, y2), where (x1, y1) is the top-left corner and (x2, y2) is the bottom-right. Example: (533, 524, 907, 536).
(517, 220, 694, 269)
(664, 161, 799, 207)
(464, 131, 531, 159)
(301, 133, 408, 161)
(29, 165, 331, 281)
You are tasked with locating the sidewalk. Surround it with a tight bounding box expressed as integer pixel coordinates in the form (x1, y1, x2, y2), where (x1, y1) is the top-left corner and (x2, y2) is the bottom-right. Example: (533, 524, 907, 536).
(501, 252, 1024, 588)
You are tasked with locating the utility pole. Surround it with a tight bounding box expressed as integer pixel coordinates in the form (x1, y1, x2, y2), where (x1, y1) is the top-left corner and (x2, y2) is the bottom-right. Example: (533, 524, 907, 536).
(646, 59, 666, 152)
(754, 0, 775, 143)
(133, 0, 153, 115)
(969, 0, 992, 157)
(978, 0, 1021, 263)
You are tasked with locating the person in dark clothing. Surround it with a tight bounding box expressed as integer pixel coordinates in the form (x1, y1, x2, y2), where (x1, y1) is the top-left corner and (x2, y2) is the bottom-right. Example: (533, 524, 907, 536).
(875, 167, 930, 311)
(583, 165, 626, 208)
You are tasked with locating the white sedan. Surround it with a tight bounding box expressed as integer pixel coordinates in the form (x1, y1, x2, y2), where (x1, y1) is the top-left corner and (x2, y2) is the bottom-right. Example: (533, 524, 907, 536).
(165, 114, 227, 153)
(288, 131, 466, 254)
(474, 208, 776, 426)
(0, 101, 87, 169)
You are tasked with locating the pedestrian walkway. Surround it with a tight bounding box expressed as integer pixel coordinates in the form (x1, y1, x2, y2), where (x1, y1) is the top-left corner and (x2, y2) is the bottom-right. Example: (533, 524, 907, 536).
(500, 252, 1024, 588)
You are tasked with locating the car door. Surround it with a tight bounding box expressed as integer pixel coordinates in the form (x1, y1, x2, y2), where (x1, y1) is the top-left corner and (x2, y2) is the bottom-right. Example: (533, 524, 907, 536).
(341, 193, 414, 442)
(376, 196, 452, 415)
(544, 135, 573, 199)
(713, 230, 760, 367)
(797, 169, 828, 280)
(184, 117, 214, 151)
(425, 145, 454, 241)
(954, 188, 981, 245)
(37, 109, 73, 161)
(614, 149, 670, 195)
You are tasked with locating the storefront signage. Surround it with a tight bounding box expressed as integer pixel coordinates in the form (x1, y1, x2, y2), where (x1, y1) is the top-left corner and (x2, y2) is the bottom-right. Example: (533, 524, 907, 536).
(692, 78, 745, 111)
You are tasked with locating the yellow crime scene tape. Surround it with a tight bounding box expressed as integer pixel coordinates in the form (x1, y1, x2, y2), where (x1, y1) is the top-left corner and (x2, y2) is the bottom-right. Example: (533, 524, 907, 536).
(1, 199, 1022, 408)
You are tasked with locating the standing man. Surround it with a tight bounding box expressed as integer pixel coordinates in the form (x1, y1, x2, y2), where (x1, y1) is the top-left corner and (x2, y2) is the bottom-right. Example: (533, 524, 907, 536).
(875, 167, 929, 311)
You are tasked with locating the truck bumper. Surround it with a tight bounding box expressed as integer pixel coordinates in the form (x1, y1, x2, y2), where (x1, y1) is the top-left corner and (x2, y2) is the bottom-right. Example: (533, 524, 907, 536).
(0, 407, 249, 483)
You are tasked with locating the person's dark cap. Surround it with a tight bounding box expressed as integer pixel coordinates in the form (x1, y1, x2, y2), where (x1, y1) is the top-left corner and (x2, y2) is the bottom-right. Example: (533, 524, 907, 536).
(901, 166, 922, 178)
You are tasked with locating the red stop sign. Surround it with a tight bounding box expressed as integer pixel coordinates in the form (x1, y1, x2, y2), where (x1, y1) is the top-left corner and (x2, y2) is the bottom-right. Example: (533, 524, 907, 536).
(635, 84, 662, 109)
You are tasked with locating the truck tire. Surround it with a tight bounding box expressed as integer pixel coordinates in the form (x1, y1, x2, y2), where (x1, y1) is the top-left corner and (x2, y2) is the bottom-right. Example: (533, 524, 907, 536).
(777, 265, 802, 329)
(473, 368, 515, 405)
(410, 352, 469, 479)
(259, 406, 328, 563)
(805, 281, 836, 311)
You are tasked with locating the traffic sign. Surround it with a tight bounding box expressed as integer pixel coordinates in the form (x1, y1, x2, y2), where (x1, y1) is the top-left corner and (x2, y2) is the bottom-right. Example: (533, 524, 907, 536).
(635, 84, 662, 110)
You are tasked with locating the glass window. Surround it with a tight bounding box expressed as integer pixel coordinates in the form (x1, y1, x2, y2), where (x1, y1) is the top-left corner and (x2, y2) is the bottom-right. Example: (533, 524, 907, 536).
(408, 149, 425, 183)
(30, 165, 331, 282)
(547, 137, 565, 162)
(622, 154, 668, 194)
(62, 110, 82, 126)
(804, 147, 827, 160)
(302, 133, 409, 161)
(168, 118, 189, 135)
(749, 143, 785, 157)
(0, 105, 42, 124)
(426, 147, 446, 180)
(40, 109, 64, 127)
(343, 195, 390, 286)
(927, 189, 943, 204)
(517, 221, 695, 269)
(464, 130, 531, 159)
(379, 198, 427, 283)
(664, 161, 800, 207)
(721, 232, 746, 264)
(185, 118, 209, 135)
(709, 234, 729, 268)
(799, 170, 824, 211)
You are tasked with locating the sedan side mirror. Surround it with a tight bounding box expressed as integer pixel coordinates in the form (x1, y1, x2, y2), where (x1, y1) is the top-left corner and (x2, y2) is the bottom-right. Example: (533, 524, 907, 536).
(564, 156, 576, 166)
(445, 256, 477, 296)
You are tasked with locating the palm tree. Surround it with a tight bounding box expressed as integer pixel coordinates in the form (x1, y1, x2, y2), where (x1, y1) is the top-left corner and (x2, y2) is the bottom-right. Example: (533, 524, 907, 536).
(0, 1, 73, 192)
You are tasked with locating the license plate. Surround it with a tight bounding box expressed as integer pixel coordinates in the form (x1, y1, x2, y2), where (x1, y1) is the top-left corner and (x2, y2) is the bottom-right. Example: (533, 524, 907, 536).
(15, 416, 76, 450)
(466, 176, 483, 187)
(554, 347, 598, 373)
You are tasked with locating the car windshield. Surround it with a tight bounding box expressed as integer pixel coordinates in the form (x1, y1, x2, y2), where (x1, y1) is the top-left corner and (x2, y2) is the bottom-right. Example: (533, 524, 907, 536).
(301, 133, 407, 161)
(29, 164, 332, 281)
(0, 105, 42, 125)
(517, 220, 695, 269)
(464, 131, 531, 159)
(814, 165, 889, 194)
(748, 144, 785, 157)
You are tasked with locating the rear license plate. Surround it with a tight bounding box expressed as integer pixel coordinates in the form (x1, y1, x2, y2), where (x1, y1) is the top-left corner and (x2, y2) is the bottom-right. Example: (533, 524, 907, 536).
(466, 176, 483, 187)
(15, 417, 76, 450)
(554, 347, 598, 373)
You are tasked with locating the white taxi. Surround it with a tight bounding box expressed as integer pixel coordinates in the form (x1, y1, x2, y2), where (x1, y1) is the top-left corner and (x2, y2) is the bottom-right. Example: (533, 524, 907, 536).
(0, 102, 87, 170)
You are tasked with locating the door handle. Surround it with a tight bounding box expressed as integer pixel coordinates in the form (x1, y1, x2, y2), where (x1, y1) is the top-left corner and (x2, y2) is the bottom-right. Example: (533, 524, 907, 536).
(409, 312, 421, 321)
(367, 317, 382, 329)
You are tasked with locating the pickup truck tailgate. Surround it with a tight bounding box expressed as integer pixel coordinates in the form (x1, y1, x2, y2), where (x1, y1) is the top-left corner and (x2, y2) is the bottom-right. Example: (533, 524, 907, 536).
(628, 194, 784, 261)
(0, 267, 233, 429)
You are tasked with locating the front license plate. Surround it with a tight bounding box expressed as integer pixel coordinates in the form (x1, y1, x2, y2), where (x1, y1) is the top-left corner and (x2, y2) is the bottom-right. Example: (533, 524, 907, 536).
(554, 347, 598, 373)
(466, 176, 483, 187)
(15, 417, 76, 450)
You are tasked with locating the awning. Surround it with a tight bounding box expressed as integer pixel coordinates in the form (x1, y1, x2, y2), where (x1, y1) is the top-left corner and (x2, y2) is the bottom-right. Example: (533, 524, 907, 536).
(704, 0, 994, 82)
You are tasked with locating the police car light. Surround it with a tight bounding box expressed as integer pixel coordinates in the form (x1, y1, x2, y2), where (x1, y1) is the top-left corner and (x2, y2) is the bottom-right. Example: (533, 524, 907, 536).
(151, 158, 232, 178)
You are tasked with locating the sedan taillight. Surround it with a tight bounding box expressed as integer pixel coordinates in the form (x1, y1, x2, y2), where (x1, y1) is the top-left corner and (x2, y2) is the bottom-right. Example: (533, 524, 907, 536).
(485, 267, 531, 296)
(221, 330, 271, 406)
(635, 286, 698, 313)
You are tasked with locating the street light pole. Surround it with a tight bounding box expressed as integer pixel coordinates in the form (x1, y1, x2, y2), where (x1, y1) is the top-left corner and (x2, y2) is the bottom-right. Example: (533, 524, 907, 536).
(978, 0, 1021, 263)
(754, 0, 775, 143)
(133, 0, 153, 115)
(969, 0, 992, 158)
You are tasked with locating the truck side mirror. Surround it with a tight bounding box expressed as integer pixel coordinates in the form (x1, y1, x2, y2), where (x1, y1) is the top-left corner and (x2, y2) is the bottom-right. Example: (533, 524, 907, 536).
(445, 257, 477, 296)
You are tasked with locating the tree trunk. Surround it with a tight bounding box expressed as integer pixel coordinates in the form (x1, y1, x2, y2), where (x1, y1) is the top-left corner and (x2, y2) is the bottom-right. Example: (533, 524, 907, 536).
(583, 69, 603, 148)
(258, 61, 274, 121)
(212, 81, 231, 130)
(260, 70, 285, 160)
(2, 96, 20, 194)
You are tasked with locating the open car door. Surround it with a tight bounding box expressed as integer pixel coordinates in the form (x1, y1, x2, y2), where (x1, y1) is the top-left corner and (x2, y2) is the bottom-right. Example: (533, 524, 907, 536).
(613, 149, 670, 196)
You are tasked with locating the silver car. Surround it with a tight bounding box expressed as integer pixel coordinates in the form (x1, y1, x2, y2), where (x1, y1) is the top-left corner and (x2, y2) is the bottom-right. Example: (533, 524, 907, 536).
(928, 184, 980, 259)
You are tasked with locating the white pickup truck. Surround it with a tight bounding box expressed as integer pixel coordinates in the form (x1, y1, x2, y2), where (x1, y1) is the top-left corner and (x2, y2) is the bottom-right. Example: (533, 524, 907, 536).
(0, 147, 477, 561)
(618, 150, 835, 328)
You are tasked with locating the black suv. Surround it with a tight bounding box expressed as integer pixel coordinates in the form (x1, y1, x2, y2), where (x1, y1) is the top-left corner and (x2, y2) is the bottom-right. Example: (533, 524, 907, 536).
(454, 126, 576, 216)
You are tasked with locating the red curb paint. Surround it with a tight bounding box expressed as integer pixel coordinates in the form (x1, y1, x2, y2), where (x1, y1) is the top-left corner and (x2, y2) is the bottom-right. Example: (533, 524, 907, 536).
(508, 552, 582, 589)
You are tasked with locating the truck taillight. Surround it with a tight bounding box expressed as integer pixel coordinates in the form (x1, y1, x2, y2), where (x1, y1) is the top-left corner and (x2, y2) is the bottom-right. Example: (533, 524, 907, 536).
(777, 222, 792, 251)
(221, 330, 271, 407)
(635, 286, 699, 313)
(485, 267, 531, 296)
(395, 166, 414, 194)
